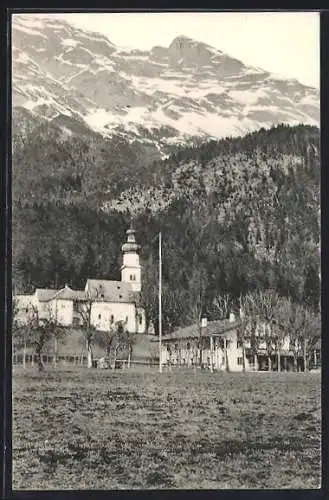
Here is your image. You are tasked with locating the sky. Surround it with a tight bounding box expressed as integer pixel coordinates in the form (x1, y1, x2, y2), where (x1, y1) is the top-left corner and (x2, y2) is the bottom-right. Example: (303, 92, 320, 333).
(15, 12, 320, 88)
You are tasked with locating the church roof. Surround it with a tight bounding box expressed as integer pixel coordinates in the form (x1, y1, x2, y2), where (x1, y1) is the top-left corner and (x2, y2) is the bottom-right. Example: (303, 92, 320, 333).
(85, 279, 136, 303)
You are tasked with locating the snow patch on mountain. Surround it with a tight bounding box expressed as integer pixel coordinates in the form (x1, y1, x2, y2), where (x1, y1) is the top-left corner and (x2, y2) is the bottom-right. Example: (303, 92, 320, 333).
(12, 15, 320, 152)
(14, 23, 47, 39)
(61, 38, 78, 48)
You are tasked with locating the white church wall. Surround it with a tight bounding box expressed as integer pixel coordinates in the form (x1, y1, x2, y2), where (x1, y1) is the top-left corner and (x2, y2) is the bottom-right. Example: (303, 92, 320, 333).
(90, 301, 138, 333)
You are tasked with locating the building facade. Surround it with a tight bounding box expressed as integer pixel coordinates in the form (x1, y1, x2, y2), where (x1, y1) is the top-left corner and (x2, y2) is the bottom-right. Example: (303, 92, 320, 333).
(14, 228, 146, 334)
(160, 315, 319, 372)
(160, 317, 250, 372)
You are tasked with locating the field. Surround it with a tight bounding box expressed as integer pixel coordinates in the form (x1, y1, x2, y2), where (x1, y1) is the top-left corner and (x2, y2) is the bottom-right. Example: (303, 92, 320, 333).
(12, 366, 321, 490)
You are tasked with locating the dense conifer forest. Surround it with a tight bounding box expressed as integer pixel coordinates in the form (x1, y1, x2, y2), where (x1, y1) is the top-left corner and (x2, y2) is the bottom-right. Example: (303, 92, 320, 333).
(12, 120, 320, 333)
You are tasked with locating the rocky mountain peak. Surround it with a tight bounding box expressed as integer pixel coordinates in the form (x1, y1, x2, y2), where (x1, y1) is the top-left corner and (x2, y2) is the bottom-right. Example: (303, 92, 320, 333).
(12, 15, 320, 156)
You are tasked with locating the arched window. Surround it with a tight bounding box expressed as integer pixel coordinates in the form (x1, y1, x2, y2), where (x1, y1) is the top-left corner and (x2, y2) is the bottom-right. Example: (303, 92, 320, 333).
(98, 313, 101, 320)
(110, 314, 114, 323)
(130, 274, 133, 281)
(139, 315, 143, 325)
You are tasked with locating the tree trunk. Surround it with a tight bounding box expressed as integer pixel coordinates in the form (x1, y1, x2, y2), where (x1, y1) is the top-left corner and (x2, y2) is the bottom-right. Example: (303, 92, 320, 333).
(283, 356, 288, 372)
(23, 340, 26, 370)
(268, 354, 272, 372)
(127, 347, 131, 369)
(87, 341, 93, 368)
(36, 348, 44, 372)
(293, 354, 298, 372)
(303, 338, 308, 372)
(224, 339, 229, 372)
(277, 346, 281, 372)
(253, 353, 258, 371)
(53, 337, 57, 368)
(113, 346, 118, 370)
(242, 344, 246, 373)
(210, 335, 214, 373)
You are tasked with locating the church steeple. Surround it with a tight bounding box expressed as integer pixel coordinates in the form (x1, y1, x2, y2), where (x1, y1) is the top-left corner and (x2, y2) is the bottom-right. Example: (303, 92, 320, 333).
(121, 227, 141, 292)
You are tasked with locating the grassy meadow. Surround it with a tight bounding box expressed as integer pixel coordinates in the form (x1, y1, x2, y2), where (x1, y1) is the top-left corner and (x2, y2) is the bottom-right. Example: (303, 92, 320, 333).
(12, 366, 321, 490)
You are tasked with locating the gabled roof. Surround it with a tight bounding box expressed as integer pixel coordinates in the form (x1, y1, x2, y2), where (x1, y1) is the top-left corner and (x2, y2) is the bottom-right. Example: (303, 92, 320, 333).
(163, 319, 241, 341)
(85, 279, 135, 303)
(15, 294, 35, 305)
(52, 287, 86, 301)
(35, 288, 58, 302)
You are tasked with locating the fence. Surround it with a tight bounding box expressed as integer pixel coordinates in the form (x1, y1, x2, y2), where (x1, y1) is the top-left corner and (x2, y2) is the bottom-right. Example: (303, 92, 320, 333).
(12, 353, 159, 368)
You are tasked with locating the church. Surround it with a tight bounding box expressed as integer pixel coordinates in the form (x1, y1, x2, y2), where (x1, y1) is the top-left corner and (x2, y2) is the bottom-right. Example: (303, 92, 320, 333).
(14, 227, 146, 335)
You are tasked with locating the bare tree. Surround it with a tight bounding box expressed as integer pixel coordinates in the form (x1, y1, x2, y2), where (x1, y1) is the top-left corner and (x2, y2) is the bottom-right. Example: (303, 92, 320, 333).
(238, 292, 261, 371)
(275, 298, 320, 372)
(93, 317, 135, 369)
(17, 305, 68, 372)
(299, 307, 321, 372)
(12, 297, 28, 369)
(238, 294, 252, 372)
(246, 289, 280, 371)
(75, 298, 95, 368)
(212, 293, 232, 371)
(93, 317, 116, 359)
(212, 293, 231, 320)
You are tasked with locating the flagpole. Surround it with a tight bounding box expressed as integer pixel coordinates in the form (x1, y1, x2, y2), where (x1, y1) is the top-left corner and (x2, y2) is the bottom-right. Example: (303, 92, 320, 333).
(159, 231, 162, 373)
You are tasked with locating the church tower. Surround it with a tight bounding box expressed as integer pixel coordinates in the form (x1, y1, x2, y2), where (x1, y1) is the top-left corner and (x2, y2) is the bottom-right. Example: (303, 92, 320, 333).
(121, 227, 141, 292)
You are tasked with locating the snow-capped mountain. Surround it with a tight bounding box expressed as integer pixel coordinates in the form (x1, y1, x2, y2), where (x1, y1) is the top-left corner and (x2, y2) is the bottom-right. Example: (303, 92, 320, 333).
(12, 14, 319, 151)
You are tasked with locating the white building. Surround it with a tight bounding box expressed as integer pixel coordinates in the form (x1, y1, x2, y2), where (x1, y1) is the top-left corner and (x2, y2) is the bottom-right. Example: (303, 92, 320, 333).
(14, 228, 146, 334)
(160, 315, 250, 372)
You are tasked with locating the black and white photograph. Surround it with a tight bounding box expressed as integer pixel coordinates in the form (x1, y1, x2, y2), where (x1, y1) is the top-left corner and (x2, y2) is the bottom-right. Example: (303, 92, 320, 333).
(11, 11, 321, 490)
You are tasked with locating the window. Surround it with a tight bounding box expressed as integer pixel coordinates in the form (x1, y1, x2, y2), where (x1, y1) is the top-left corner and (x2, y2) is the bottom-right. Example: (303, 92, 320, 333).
(110, 315, 114, 323)
(133, 274, 136, 281)
(130, 275, 133, 280)
(61, 304, 65, 309)
(98, 313, 101, 320)
(139, 315, 143, 325)
(187, 342, 191, 350)
(237, 340, 243, 349)
(100, 293, 104, 299)
(237, 357, 243, 365)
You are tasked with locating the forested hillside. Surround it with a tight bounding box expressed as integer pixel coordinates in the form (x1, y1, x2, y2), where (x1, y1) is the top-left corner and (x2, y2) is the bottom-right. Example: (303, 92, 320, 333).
(12, 122, 320, 333)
